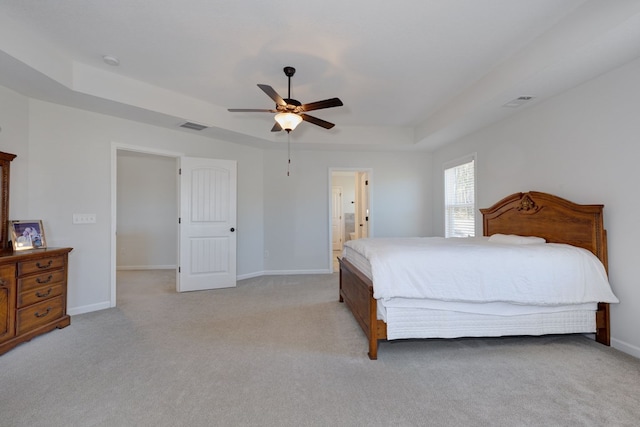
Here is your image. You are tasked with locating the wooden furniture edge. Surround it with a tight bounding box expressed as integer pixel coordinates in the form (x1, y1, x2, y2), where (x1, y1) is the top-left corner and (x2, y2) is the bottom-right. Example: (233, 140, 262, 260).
(0, 247, 73, 356)
(0, 315, 70, 355)
(338, 256, 386, 360)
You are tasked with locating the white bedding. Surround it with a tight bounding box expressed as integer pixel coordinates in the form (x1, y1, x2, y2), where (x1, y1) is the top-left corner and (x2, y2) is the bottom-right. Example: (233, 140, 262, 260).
(343, 236, 618, 340)
(382, 306, 597, 340)
(343, 237, 619, 306)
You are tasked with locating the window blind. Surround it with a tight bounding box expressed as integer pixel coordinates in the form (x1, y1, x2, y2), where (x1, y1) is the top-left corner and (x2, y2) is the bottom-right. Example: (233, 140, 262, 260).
(444, 158, 475, 237)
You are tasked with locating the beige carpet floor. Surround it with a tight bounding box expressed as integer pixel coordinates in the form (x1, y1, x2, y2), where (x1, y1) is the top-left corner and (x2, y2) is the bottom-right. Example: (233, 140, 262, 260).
(1, 270, 639, 426)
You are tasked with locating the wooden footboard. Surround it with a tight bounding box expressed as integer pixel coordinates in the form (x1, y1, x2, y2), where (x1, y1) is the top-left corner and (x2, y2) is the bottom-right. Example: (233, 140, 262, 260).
(338, 257, 386, 359)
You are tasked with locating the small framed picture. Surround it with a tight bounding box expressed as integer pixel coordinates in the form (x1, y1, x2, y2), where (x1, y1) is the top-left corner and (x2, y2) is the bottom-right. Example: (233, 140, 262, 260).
(9, 220, 47, 251)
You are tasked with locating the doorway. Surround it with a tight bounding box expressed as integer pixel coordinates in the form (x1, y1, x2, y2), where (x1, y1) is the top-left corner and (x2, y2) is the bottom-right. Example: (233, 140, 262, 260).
(329, 168, 372, 272)
(110, 144, 182, 307)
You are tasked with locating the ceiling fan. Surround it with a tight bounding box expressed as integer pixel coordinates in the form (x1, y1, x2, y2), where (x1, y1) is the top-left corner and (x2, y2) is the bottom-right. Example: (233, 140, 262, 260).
(228, 66, 343, 133)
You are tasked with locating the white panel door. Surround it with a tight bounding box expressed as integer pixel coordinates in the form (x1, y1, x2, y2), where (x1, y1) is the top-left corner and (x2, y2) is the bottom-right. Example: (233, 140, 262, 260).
(179, 157, 237, 292)
(332, 187, 343, 251)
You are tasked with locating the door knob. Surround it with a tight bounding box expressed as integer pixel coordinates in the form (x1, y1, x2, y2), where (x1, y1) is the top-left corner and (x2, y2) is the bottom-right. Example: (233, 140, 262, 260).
(230, 227, 235, 232)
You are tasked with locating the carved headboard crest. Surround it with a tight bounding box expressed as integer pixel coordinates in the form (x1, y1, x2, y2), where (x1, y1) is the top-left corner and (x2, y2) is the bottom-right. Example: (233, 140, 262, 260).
(516, 193, 540, 214)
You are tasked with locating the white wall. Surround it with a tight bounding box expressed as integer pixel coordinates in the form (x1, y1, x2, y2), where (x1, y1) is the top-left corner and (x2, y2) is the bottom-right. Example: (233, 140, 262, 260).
(263, 149, 432, 272)
(431, 57, 640, 358)
(116, 150, 177, 269)
(0, 85, 29, 220)
(1, 86, 432, 314)
(18, 97, 264, 313)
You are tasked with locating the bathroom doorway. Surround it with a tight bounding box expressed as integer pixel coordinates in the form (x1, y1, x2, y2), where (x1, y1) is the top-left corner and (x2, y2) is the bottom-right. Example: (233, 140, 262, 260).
(329, 168, 372, 272)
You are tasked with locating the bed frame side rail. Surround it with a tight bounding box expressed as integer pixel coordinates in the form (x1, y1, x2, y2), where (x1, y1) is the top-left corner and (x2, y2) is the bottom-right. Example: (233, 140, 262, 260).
(338, 257, 386, 359)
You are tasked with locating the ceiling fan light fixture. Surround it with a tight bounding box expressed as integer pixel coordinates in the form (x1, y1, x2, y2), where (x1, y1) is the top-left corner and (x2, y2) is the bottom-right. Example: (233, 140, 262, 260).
(275, 112, 302, 132)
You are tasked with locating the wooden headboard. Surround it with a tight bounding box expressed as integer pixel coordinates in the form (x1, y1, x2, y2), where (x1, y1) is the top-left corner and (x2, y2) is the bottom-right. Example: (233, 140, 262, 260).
(480, 191, 607, 271)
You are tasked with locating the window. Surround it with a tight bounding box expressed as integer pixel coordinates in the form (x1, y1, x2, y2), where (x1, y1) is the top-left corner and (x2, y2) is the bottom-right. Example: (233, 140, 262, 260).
(444, 156, 476, 237)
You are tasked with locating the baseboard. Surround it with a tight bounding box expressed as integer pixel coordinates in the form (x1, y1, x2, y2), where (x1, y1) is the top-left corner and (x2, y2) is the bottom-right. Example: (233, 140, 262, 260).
(262, 268, 332, 275)
(68, 301, 111, 316)
(237, 269, 332, 280)
(117, 266, 331, 276)
(117, 265, 176, 271)
(237, 271, 265, 280)
(611, 337, 640, 359)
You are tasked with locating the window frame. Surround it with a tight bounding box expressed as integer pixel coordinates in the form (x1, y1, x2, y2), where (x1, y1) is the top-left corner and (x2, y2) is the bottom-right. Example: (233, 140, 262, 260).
(443, 153, 477, 238)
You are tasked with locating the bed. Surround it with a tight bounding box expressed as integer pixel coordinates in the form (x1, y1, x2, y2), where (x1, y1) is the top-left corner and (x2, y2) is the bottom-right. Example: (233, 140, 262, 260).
(338, 191, 618, 359)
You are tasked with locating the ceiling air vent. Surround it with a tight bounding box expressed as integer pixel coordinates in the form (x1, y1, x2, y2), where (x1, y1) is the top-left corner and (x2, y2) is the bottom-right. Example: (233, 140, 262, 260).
(502, 96, 535, 108)
(179, 122, 208, 131)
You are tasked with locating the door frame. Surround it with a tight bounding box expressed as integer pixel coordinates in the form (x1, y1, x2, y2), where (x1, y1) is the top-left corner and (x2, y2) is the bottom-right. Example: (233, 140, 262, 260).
(110, 142, 183, 307)
(331, 186, 344, 251)
(328, 167, 373, 273)
(355, 171, 370, 239)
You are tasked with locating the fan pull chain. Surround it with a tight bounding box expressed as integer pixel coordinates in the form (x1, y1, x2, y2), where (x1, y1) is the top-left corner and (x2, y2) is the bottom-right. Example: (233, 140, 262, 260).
(287, 132, 291, 176)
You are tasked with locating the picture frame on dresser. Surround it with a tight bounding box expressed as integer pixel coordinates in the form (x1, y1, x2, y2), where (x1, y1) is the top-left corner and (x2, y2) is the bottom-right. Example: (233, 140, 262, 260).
(9, 220, 47, 250)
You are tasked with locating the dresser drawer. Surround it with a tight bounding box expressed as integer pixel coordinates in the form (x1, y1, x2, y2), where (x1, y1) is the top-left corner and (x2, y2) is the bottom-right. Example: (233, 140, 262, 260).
(17, 269, 65, 293)
(17, 283, 64, 309)
(17, 256, 65, 276)
(16, 295, 64, 335)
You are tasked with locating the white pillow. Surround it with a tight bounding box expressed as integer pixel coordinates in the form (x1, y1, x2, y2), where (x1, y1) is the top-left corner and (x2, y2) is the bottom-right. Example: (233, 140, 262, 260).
(488, 233, 546, 245)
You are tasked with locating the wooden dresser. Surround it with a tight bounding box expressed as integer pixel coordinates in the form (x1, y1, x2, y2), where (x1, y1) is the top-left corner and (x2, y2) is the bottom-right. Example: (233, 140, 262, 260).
(0, 247, 72, 355)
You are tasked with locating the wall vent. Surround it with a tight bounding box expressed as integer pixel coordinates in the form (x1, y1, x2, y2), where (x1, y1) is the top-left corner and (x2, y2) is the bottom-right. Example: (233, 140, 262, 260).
(179, 122, 208, 131)
(502, 96, 535, 108)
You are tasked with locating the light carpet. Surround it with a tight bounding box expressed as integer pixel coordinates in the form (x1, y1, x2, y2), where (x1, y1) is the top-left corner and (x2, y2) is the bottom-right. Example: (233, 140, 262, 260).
(1, 270, 639, 426)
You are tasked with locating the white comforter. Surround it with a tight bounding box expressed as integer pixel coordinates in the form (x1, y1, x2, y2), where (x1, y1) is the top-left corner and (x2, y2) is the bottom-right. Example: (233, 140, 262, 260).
(344, 237, 619, 306)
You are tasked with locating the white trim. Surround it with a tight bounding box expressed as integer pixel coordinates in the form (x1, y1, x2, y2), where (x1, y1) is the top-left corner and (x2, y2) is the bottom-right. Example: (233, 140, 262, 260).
(236, 270, 334, 280)
(332, 185, 344, 252)
(442, 152, 477, 170)
(110, 142, 184, 308)
(68, 301, 111, 316)
(237, 271, 265, 280)
(611, 337, 640, 360)
(263, 269, 332, 275)
(116, 265, 176, 271)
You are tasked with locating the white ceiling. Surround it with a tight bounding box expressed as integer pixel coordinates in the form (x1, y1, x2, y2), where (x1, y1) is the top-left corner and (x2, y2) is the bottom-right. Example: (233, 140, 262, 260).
(1, 1, 639, 150)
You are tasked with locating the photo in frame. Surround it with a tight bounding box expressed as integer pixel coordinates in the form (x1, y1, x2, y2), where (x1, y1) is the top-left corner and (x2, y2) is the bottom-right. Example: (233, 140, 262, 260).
(9, 220, 47, 250)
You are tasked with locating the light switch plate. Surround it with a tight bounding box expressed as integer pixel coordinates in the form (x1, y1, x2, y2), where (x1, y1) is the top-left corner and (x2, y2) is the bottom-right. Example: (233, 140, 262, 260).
(73, 213, 96, 224)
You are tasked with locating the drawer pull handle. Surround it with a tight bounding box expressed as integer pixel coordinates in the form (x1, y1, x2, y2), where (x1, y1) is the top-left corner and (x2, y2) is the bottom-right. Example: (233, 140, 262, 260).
(36, 288, 53, 298)
(36, 260, 53, 269)
(34, 307, 52, 318)
(0, 278, 5, 286)
(36, 275, 53, 284)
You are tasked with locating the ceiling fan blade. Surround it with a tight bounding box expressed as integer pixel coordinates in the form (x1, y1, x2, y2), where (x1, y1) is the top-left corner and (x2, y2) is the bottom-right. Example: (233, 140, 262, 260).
(300, 97, 343, 112)
(257, 84, 287, 107)
(227, 108, 277, 112)
(271, 122, 283, 132)
(300, 114, 335, 129)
